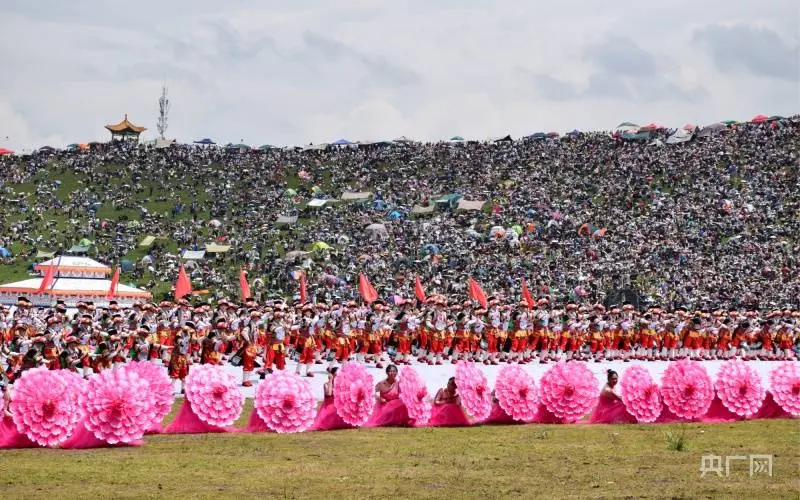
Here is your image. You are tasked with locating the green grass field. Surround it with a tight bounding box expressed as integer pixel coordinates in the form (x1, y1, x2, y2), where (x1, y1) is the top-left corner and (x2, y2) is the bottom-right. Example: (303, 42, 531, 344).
(0, 402, 797, 499)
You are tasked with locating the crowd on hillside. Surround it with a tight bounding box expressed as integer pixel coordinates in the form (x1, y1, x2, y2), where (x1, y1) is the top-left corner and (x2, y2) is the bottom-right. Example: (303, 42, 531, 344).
(0, 118, 797, 312)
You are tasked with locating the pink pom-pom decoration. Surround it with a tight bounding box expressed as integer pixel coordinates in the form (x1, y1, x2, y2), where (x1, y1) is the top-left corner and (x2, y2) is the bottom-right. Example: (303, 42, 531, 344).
(539, 362, 598, 423)
(714, 359, 765, 418)
(82, 368, 157, 444)
(184, 364, 244, 428)
(399, 366, 432, 425)
(124, 361, 174, 426)
(620, 365, 662, 423)
(495, 365, 538, 422)
(455, 361, 492, 421)
(334, 362, 375, 426)
(769, 362, 800, 417)
(255, 372, 316, 433)
(660, 360, 714, 420)
(10, 367, 81, 447)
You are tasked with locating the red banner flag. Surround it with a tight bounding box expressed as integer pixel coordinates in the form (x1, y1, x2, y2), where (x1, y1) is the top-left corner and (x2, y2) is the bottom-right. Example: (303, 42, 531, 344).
(106, 267, 120, 299)
(468, 278, 488, 309)
(37, 263, 56, 293)
(174, 265, 193, 300)
(521, 278, 535, 309)
(414, 276, 427, 303)
(358, 273, 378, 303)
(300, 272, 308, 304)
(239, 268, 251, 300)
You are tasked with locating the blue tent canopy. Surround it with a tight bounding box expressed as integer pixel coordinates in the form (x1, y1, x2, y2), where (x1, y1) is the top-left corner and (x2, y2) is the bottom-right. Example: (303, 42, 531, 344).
(194, 138, 215, 145)
(621, 131, 652, 141)
(0, 247, 10, 258)
(331, 139, 352, 145)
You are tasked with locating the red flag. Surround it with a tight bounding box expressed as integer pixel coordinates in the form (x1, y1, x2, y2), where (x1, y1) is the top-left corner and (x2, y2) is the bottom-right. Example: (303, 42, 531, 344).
(106, 267, 120, 299)
(358, 273, 378, 303)
(468, 278, 488, 309)
(239, 268, 251, 300)
(174, 265, 193, 300)
(37, 264, 56, 293)
(414, 276, 427, 303)
(300, 272, 308, 304)
(521, 278, 535, 309)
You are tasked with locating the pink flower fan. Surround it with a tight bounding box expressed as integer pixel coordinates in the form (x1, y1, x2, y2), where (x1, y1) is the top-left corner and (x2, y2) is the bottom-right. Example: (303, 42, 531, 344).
(185, 364, 244, 428)
(714, 359, 765, 418)
(660, 360, 714, 420)
(10, 367, 81, 447)
(539, 362, 598, 423)
(255, 372, 316, 433)
(334, 362, 375, 426)
(399, 366, 432, 425)
(455, 361, 492, 421)
(620, 365, 662, 422)
(82, 368, 157, 444)
(57, 369, 88, 415)
(124, 361, 174, 426)
(495, 365, 538, 422)
(769, 362, 800, 417)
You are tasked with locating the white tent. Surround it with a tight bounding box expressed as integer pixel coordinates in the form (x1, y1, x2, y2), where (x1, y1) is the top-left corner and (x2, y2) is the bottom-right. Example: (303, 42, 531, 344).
(457, 199, 486, 211)
(276, 215, 299, 225)
(205, 243, 231, 253)
(411, 204, 435, 215)
(666, 128, 694, 144)
(341, 191, 373, 201)
(365, 223, 389, 241)
(182, 250, 206, 260)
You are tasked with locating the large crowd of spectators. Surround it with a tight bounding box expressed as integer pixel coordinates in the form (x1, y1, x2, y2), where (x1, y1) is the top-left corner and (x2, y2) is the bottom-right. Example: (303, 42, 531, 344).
(0, 117, 797, 311)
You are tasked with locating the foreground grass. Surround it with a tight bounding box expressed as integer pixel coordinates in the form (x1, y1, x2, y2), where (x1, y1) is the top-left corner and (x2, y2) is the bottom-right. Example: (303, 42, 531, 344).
(0, 402, 797, 499)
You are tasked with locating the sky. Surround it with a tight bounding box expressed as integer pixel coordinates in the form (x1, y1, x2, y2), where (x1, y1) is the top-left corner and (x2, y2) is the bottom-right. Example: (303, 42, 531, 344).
(0, 1, 798, 151)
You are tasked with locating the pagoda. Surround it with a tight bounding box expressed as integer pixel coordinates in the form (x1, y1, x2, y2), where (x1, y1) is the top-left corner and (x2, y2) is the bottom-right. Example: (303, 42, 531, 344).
(105, 114, 146, 141)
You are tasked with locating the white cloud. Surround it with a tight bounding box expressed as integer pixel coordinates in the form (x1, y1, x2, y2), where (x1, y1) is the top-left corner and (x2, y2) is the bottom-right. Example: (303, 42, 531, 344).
(0, 0, 797, 152)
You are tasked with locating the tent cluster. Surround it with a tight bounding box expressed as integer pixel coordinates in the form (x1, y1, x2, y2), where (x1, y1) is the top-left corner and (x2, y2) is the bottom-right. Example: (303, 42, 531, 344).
(12, 114, 792, 155)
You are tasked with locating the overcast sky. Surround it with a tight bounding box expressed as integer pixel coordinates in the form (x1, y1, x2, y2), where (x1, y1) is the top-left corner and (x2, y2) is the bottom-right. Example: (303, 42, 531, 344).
(1, 1, 798, 150)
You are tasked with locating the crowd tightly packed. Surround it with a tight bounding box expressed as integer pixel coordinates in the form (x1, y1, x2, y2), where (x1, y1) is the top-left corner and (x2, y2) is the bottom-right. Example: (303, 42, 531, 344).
(0, 117, 797, 311)
(2, 296, 797, 391)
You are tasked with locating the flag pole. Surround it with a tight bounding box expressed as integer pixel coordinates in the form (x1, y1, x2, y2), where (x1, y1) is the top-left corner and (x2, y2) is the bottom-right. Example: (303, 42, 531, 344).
(50, 254, 62, 291)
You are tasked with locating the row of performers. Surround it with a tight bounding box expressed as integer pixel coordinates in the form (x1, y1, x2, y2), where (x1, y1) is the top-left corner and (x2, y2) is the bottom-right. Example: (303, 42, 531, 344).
(3, 302, 795, 390)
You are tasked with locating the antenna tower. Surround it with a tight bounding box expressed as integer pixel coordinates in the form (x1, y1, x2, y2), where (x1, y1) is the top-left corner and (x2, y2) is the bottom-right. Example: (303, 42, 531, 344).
(157, 83, 170, 139)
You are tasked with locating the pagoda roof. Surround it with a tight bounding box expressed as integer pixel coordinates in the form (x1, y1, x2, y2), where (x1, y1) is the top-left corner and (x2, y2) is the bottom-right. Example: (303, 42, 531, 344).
(105, 114, 146, 133)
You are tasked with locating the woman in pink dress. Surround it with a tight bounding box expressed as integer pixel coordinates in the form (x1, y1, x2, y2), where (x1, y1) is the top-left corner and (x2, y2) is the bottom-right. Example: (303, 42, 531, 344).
(428, 377, 471, 427)
(0, 381, 36, 448)
(312, 367, 354, 431)
(588, 370, 636, 424)
(483, 390, 518, 425)
(365, 364, 411, 427)
(0, 383, 14, 439)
